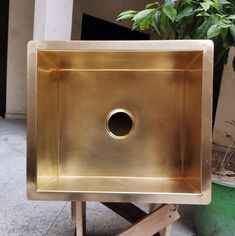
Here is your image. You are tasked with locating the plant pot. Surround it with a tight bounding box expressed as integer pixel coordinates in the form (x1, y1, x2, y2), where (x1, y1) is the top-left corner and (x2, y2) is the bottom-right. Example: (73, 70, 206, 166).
(195, 179, 235, 236)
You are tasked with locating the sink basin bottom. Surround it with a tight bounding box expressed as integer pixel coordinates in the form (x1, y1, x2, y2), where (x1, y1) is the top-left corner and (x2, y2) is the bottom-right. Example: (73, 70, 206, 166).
(37, 177, 199, 194)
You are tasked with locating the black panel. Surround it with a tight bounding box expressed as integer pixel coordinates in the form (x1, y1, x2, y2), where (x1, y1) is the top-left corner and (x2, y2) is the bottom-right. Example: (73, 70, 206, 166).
(81, 14, 149, 40)
(0, 1, 9, 118)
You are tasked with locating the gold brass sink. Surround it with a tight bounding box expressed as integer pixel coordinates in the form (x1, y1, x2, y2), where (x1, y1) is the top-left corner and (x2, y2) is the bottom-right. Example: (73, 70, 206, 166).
(27, 40, 213, 204)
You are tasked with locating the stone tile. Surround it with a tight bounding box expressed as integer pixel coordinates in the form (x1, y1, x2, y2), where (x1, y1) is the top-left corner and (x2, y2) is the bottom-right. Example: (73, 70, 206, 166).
(48, 203, 74, 236)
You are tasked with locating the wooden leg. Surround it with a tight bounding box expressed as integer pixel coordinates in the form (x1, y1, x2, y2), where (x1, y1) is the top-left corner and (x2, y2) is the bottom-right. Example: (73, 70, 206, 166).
(71, 201, 76, 223)
(118, 204, 180, 236)
(159, 205, 179, 236)
(160, 225, 172, 236)
(149, 204, 177, 236)
(71, 201, 86, 236)
(149, 204, 168, 236)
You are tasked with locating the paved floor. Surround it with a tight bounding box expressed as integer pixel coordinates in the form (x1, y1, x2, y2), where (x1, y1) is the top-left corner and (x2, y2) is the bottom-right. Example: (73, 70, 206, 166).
(0, 119, 196, 236)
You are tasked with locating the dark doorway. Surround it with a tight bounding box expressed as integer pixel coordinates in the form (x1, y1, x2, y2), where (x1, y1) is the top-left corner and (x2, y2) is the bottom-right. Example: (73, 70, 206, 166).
(0, 1, 10, 118)
(81, 14, 149, 40)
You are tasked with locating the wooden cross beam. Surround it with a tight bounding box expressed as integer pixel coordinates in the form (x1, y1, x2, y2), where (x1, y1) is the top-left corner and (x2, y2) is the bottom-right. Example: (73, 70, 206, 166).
(71, 202, 180, 236)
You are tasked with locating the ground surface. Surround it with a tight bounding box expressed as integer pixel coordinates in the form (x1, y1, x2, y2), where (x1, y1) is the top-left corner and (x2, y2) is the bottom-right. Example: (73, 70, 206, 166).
(0, 119, 196, 236)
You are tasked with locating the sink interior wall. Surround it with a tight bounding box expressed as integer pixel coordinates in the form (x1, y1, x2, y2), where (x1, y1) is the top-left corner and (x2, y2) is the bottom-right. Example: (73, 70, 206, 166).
(36, 50, 203, 193)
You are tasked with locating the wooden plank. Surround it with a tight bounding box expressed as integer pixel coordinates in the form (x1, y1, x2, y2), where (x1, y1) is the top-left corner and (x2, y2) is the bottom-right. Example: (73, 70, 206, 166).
(149, 204, 172, 236)
(118, 204, 180, 236)
(149, 204, 168, 236)
(159, 205, 179, 236)
(72, 201, 86, 236)
(102, 203, 147, 224)
(102, 202, 160, 236)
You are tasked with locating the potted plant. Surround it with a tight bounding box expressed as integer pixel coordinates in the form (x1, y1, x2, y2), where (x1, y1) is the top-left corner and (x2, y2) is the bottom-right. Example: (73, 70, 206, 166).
(117, 1, 235, 235)
(195, 131, 235, 236)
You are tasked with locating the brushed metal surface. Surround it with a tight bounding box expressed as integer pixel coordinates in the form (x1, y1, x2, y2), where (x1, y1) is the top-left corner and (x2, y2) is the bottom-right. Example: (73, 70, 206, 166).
(27, 40, 213, 204)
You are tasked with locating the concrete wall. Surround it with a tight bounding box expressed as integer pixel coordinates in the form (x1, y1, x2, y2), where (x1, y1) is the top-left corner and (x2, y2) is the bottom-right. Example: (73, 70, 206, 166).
(213, 48, 235, 149)
(6, 0, 34, 117)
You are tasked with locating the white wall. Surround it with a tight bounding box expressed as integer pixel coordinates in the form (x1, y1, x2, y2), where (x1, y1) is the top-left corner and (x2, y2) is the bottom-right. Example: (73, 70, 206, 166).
(34, 0, 73, 40)
(6, 0, 74, 117)
(213, 48, 235, 149)
(6, 0, 34, 117)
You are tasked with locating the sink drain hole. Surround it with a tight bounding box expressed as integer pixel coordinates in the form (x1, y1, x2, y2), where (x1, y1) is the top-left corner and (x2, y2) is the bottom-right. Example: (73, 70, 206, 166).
(106, 109, 134, 139)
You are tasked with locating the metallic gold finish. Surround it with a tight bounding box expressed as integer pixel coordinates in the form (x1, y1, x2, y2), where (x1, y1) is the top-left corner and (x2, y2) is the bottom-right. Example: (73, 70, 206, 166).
(105, 108, 135, 140)
(27, 40, 213, 204)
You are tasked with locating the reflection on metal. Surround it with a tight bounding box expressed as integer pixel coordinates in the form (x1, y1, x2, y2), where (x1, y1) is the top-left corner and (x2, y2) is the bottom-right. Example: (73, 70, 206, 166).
(27, 40, 213, 204)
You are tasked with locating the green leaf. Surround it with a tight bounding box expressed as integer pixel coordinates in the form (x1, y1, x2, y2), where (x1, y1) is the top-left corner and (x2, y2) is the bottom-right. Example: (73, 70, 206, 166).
(223, 42, 231, 50)
(140, 20, 147, 30)
(176, 6, 194, 22)
(228, 15, 235, 20)
(132, 22, 139, 30)
(197, 12, 211, 17)
(153, 11, 160, 24)
(200, 2, 212, 11)
(229, 25, 235, 41)
(131, 9, 157, 31)
(163, 5, 177, 22)
(221, 27, 228, 40)
(181, 0, 192, 6)
(117, 10, 137, 18)
(207, 24, 222, 38)
(133, 9, 155, 24)
(117, 14, 135, 21)
(219, 0, 232, 5)
(216, 13, 224, 19)
(195, 17, 214, 39)
(218, 20, 232, 28)
(139, 14, 153, 30)
(212, 1, 220, 10)
(150, 15, 161, 34)
(146, 2, 159, 9)
(160, 11, 170, 32)
(165, 0, 178, 7)
(194, 7, 204, 12)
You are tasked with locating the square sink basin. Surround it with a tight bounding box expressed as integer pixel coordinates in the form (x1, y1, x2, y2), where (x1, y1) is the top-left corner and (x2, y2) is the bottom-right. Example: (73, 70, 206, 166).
(27, 40, 213, 204)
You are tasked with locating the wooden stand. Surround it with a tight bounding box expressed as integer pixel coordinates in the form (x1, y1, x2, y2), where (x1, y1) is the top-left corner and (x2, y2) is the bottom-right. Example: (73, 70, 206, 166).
(71, 202, 180, 236)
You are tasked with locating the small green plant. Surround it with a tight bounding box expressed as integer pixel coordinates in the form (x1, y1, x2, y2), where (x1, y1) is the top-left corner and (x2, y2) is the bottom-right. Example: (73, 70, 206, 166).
(117, 0, 235, 70)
